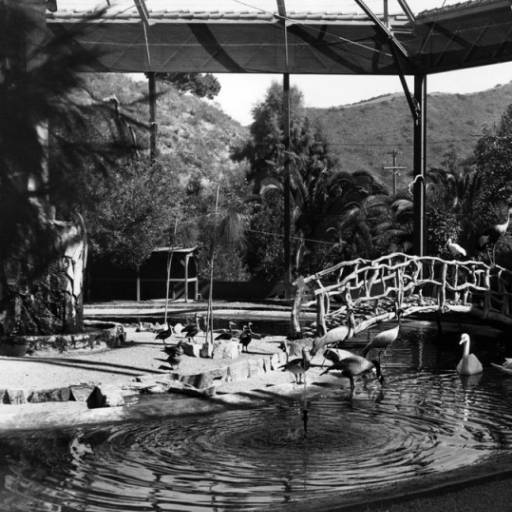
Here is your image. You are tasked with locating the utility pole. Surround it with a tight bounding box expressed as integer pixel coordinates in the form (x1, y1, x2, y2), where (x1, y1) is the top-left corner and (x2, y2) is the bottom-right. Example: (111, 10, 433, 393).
(383, 149, 406, 195)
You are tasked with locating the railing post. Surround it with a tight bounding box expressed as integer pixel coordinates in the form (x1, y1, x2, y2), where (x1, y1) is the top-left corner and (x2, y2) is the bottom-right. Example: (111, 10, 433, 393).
(440, 262, 447, 309)
(317, 292, 327, 336)
(483, 267, 491, 317)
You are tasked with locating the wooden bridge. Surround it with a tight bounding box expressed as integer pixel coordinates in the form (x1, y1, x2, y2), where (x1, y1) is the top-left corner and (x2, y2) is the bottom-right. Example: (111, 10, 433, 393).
(293, 253, 512, 336)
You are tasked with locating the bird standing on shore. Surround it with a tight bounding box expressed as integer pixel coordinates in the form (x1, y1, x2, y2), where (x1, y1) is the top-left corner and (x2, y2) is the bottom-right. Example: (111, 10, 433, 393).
(163, 341, 184, 370)
(215, 321, 238, 340)
(181, 314, 202, 342)
(456, 333, 483, 376)
(239, 324, 253, 353)
(155, 323, 173, 345)
(446, 238, 467, 259)
(280, 347, 312, 384)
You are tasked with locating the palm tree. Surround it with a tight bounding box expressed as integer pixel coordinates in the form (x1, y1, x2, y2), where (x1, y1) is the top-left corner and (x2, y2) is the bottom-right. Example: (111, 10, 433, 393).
(0, 5, 131, 335)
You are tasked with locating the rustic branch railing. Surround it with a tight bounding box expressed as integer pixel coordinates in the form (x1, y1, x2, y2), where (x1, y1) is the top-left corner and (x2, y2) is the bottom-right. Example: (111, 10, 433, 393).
(298, 252, 512, 335)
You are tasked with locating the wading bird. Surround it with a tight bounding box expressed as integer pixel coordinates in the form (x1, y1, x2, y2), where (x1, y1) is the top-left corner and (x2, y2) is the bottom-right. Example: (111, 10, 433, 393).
(239, 324, 253, 353)
(446, 238, 467, 259)
(361, 308, 402, 358)
(181, 314, 202, 342)
(478, 206, 512, 264)
(456, 333, 483, 376)
(311, 309, 356, 356)
(280, 347, 311, 384)
(215, 321, 238, 340)
(321, 347, 356, 368)
(155, 323, 173, 345)
(321, 354, 384, 394)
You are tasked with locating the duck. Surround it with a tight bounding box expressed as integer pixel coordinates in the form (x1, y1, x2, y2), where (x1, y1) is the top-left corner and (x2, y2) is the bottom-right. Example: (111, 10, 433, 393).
(321, 353, 384, 392)
(446, 238, 467, 259)
(361, 308, 402, 358)
(280, 347, 311, 384)
(456, 333, 483, 375)
(311, 309, 356, 356)
(215, 321, 238, 340)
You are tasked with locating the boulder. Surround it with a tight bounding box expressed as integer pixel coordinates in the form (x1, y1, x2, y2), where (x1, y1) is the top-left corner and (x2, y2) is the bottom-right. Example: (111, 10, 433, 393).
(212, 340, 240, 360)
(86, 385, 125, 409)
(182, 340, 202, 357)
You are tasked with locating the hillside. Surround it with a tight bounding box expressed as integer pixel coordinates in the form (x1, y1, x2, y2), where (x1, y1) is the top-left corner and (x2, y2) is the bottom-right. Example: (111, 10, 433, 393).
(307, 82, 512, 188)
(83, 74, 247, 187)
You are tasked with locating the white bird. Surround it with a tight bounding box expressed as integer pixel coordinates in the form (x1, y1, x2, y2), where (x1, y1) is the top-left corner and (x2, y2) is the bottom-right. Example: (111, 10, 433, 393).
(407, 174, 424, 195)
(446, 238, 467, 258)
(478, 206, 512, 263)
(361, 309, 402, 358)
(456, 333, 483, 376)
(311, 310, 356, 356)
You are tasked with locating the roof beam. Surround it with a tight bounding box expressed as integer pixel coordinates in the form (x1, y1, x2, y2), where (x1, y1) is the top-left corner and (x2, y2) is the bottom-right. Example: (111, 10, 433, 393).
(354, 0, 410, 60)
(396, 0, 415, 24)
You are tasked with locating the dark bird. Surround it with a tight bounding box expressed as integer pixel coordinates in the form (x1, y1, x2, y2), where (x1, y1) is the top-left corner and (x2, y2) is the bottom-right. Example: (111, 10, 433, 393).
(321, 348, 356, 368)
(155, 323, 173, 344)
(446, 238, 467, 259)
(239, 324, 253, 352)
(311, 309, 355, 356)
(163, 341, 184, 370)
(280, 347, 312, 384)
(247, 322, 262, 339)
(478, 206, 512, 264)
(321, 354, 384, 393)
(181, 314, 202, 341)
(361, 308, 402, 358)
(215, 321, 238, 340)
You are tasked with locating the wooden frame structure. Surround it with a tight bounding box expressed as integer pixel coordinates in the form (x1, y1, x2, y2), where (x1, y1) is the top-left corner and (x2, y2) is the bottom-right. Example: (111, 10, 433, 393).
(299, 252, 512, 336)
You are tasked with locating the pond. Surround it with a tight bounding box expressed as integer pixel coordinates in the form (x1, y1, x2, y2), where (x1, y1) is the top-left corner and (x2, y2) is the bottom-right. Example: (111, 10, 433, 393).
(1, 320, 512, 511)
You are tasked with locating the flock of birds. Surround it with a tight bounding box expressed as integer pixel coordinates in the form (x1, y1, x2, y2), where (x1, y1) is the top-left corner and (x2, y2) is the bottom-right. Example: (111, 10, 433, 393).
(153, 304, 489, 395)
(154, 315, 261, 369)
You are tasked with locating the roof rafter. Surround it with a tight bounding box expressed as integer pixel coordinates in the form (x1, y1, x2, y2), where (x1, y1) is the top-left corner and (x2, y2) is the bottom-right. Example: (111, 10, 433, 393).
(354, 0, 410, 61)
(397, 0, 415, 24)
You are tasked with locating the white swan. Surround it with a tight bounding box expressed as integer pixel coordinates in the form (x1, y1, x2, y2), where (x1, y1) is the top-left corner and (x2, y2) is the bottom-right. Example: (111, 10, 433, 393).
(456, 333, 483, 375)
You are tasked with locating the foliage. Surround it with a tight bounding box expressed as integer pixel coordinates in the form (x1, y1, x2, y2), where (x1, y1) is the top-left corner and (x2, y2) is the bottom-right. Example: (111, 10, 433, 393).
(153, 72, 221, 99)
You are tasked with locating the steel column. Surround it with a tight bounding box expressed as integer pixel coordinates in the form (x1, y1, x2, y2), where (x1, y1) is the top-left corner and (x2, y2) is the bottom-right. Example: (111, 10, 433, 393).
(148, 71, 157, 163)
(413, 74, 427, 256)
(283, 73, 292, 290)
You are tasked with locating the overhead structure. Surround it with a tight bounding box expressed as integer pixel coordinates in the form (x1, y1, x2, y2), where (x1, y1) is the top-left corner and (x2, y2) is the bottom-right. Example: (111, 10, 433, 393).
(43, 0, 512, 264)
(46, 1, 512, 75)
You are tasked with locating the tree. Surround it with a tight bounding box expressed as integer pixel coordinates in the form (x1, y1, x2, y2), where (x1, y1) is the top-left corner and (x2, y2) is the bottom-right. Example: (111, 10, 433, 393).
(233, 82, 338, 278)
(153, 73, 221, 99)
(0, 4, 127, 335)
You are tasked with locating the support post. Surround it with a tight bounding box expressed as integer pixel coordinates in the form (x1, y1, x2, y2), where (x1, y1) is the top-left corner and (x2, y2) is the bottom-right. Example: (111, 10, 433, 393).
(148, 72, 157, 163)
(283, 73, 292, 293)
(184, 253, 190, 302)
(136, 269, 141, 302)
(413, 74, 427, 257)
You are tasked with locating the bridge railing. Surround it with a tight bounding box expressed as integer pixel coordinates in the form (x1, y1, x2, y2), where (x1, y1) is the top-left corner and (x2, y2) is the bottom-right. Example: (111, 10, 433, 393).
(301, 252, 512, 334)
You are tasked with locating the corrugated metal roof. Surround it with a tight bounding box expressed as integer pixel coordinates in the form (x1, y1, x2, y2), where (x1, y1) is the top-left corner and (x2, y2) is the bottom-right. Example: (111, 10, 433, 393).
(44, 0, 512, 75)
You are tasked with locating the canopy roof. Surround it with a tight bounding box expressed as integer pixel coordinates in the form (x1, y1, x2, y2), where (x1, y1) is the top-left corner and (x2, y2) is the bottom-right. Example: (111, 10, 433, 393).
(46, 0, 512, 75)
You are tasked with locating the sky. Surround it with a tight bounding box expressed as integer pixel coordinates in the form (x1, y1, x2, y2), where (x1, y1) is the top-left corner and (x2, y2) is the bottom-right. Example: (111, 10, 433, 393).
(213, 62, 512, 125)
(112, 0, 512, 125)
